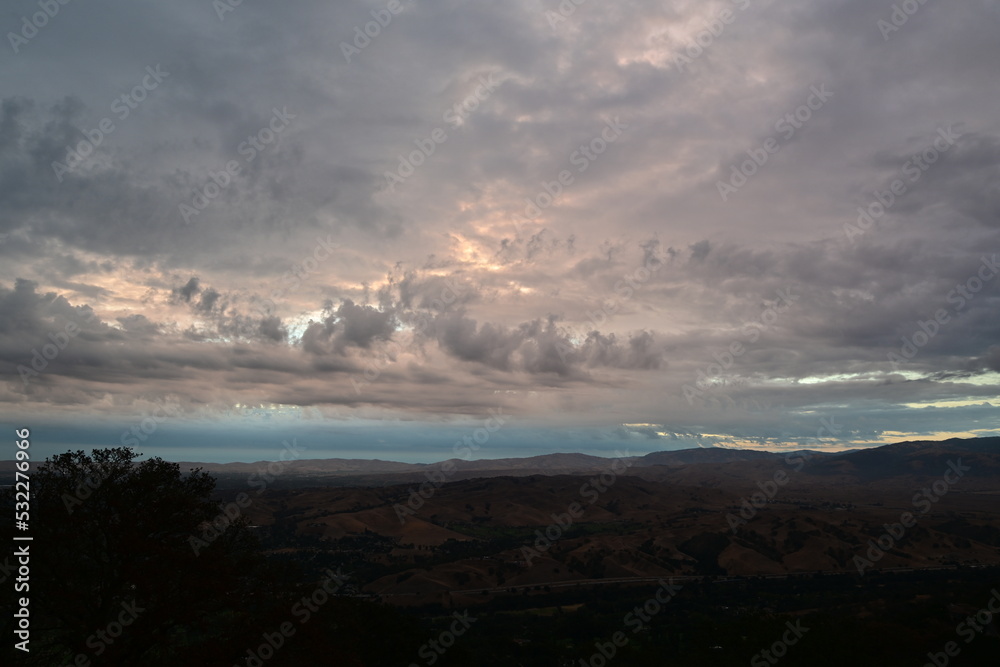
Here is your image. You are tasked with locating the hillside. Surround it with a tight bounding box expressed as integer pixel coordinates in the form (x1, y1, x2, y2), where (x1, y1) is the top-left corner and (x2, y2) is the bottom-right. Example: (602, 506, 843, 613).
(220, 437, 1000, 606)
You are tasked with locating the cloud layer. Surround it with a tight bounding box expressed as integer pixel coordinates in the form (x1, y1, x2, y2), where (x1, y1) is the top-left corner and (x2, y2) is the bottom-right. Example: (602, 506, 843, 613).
(2, 0, 999, 460)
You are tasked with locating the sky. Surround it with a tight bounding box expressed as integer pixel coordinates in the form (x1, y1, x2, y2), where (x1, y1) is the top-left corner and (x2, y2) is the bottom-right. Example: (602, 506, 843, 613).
(2, 0, 999, 463)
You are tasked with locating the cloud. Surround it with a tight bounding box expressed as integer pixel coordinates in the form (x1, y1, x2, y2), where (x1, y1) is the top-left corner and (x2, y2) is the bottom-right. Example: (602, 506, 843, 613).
(2, 0, 1000, 456)
(172, 278, 201, 304)
(301, 300, 396, 355)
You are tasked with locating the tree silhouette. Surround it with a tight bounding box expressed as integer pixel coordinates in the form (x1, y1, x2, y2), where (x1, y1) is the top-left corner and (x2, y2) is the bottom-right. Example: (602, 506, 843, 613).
(3, 447, 264, 665)
(2, 447, 431, 666)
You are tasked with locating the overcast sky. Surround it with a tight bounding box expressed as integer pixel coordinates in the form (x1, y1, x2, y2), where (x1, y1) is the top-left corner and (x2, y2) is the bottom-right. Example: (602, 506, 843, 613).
(2, 0, 999, 463)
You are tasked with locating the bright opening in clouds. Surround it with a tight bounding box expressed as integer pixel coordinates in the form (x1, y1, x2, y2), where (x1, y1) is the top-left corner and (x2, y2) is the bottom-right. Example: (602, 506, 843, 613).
(2, 0, 999, 462)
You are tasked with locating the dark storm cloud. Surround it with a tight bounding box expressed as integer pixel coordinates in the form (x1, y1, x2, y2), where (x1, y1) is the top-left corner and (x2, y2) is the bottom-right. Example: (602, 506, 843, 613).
(870, 131, 1000, 229)
(0, 279, 101, 340)
(973, 346, 1000, 373)
(172, 277, 200, 303)
(2, 0, 999, 455)
(300, 299, 397, 355)
(258, 316, 288, 343)
(196, 288, 221, 313)
(116, 314, 160, 337)
(424, 310, 666, 377)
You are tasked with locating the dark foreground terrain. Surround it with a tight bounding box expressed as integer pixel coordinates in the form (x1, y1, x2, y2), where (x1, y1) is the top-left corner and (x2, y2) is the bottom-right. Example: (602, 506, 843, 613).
(3, 438, 999, 665)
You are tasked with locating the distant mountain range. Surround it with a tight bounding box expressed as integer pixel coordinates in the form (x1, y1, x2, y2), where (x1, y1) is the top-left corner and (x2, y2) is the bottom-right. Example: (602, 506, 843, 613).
(220, 435, 1000, 597)
(174, 445, 829, 474)
(182, 436, 999, 483)
(3, 437, 998, 594)
(3, 437, 997, 488)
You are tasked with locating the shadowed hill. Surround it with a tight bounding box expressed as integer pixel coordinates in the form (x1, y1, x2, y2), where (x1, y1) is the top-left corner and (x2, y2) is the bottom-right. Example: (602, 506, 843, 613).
(229, 438, 1000, 604)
